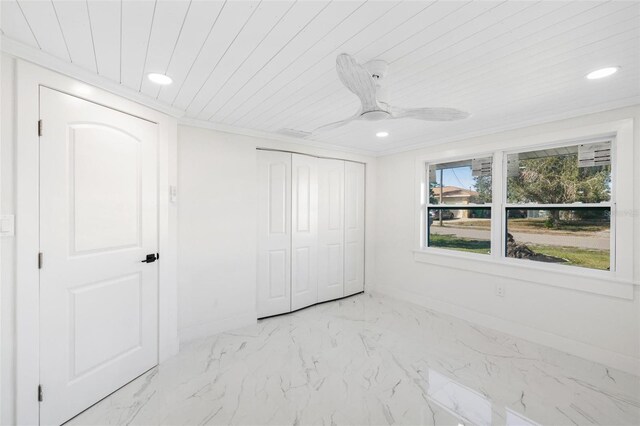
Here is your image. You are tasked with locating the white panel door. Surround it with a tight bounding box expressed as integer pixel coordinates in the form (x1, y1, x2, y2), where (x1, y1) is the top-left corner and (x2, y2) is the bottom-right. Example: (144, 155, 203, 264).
(39, 88, 158, 425)
(317, 159, 344, 303)
(257, 150, 292, 318)
(291, 154, 319, 311)
(344, 162, 365, 296)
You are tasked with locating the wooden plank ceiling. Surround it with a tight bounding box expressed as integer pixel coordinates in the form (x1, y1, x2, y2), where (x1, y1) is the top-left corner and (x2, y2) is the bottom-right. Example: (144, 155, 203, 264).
(2, 0, 639, 154)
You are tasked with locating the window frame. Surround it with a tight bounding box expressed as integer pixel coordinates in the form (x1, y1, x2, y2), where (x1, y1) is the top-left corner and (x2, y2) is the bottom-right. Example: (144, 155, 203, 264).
(413, 118, 636, 299)
(501, 137, 616, 272)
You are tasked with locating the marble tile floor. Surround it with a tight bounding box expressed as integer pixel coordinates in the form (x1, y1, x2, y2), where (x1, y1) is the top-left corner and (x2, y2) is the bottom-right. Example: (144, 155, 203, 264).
(68, 293, 640, 426)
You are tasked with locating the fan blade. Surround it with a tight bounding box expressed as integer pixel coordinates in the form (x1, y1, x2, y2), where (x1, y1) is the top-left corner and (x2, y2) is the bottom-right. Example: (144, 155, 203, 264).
(391, 106, 470, 121)
(313, 108, 361, 134)
(313, 117, 355, 133)
(336, 53, 379, 111)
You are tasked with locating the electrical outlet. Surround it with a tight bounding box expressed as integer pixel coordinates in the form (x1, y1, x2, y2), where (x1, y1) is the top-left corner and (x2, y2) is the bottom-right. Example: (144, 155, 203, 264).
(495, 284, 505, 297)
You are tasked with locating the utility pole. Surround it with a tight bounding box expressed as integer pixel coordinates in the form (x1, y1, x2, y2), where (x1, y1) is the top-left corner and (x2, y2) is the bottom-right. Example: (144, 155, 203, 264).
(439, 168, 443, 227)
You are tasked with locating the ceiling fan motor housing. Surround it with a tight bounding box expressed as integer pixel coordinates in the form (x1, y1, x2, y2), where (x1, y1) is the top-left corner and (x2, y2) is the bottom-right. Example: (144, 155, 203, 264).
(360, 110, 391, 121)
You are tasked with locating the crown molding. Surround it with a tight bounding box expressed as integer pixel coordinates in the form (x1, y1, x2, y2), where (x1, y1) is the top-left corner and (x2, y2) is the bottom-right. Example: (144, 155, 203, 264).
(178, 117, 378, 157)
(376, 97, 640, 157)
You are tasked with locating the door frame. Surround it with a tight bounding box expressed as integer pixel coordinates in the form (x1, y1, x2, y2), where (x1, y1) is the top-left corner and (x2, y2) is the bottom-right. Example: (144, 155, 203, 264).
(15, 60, 179, 424)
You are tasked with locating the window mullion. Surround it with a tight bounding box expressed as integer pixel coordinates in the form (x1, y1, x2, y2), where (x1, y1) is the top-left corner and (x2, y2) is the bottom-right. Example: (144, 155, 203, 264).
(492, 151, 504, 259)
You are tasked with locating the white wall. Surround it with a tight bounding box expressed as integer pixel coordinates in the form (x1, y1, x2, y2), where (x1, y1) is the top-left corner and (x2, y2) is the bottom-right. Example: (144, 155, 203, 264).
(372, 105, 640, 375)
(177, 125, 377, 343)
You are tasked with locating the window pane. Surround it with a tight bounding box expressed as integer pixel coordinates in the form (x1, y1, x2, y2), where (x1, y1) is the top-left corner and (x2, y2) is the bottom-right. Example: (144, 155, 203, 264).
(428, 208, 491, 254)
(506, 208, 610, 271)
(428, 157, 492, 205)
(506, 142, 611, 204)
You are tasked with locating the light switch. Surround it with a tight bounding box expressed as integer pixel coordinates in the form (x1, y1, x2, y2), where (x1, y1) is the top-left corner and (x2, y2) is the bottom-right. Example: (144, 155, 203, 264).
(0, 214, 15, 237)
(169, 185, 178, 204)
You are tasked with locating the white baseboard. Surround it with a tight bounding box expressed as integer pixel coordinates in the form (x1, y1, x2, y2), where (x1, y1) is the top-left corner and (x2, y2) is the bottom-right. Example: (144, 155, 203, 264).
(178, 311, 257, 344)
(371, 286, 640, 376)
(160, 337, 180, 363)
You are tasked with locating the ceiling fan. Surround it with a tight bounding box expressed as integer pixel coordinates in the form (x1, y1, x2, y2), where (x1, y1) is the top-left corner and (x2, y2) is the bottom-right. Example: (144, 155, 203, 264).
(314, 53, 470, 133)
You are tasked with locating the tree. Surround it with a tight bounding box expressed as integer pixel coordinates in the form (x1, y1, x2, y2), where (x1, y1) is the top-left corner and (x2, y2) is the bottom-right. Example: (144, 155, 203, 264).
(507, 154, 610, 226)
(472, 175, 492, 203)
(428, 180, 438, 204)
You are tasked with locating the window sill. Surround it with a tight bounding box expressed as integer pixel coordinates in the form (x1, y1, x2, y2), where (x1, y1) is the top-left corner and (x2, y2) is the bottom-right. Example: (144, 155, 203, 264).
(413, 248, 636, 300)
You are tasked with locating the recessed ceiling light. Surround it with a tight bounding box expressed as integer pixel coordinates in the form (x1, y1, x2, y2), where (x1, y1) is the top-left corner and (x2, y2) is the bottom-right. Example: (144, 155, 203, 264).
(147, 73, 173, 85)
(586, 66, 619, 80)
(376, 131, 389, 138)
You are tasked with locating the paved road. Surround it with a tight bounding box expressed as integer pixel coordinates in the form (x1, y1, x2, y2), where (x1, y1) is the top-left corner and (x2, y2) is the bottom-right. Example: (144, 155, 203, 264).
(431, 225, 610, 250)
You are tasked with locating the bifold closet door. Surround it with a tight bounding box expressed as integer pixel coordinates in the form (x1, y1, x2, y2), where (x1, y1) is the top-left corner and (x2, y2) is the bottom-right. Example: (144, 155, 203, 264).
(317, 159, 344, 302)
(291, 154, 319, 311)
(344, 161, 365, 296)
(257, 150, 292, 318)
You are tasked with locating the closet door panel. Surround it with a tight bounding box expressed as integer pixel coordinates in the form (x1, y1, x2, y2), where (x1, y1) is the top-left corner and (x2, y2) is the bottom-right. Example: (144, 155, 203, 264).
(291, 154, 318, 311)
(344, 162, 365, 296)
(318, 159, 344, 302)
(257, 151, 291, 317)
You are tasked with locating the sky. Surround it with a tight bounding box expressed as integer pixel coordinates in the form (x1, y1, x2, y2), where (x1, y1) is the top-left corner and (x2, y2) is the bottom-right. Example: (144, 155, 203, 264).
(433, 166, 477, 191)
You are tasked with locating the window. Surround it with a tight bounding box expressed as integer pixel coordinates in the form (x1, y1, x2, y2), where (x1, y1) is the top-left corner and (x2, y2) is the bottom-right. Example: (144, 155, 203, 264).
(505, 141, 612, 271)
(416, 118, 640, 299)
(422, 140, 614, 272)
(426, 157, 493, 254)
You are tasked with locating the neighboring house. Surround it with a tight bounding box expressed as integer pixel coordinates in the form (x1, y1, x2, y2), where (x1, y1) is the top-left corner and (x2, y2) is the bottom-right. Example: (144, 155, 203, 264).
(432, 186, 479, 218)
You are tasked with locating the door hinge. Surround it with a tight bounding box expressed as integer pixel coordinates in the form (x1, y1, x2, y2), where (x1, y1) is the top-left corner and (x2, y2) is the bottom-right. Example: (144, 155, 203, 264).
(38, 385, 43, 402)
(38, 252, 43, 269)
(38, 119, 42, 137)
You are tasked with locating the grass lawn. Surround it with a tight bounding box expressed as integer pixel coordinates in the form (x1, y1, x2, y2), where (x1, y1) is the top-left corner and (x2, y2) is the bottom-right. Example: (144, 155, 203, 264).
(429, 234, 610, 270)
(528, 244, 610, 270)
(442, 219, 491, 229)
(507, 218, 608, 234)
(434, 218, 609, 236)
(429, 234, 491, 254)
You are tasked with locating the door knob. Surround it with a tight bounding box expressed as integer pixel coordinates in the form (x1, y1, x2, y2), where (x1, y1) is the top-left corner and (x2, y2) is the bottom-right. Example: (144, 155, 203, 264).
(141, 253, 158, 263)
